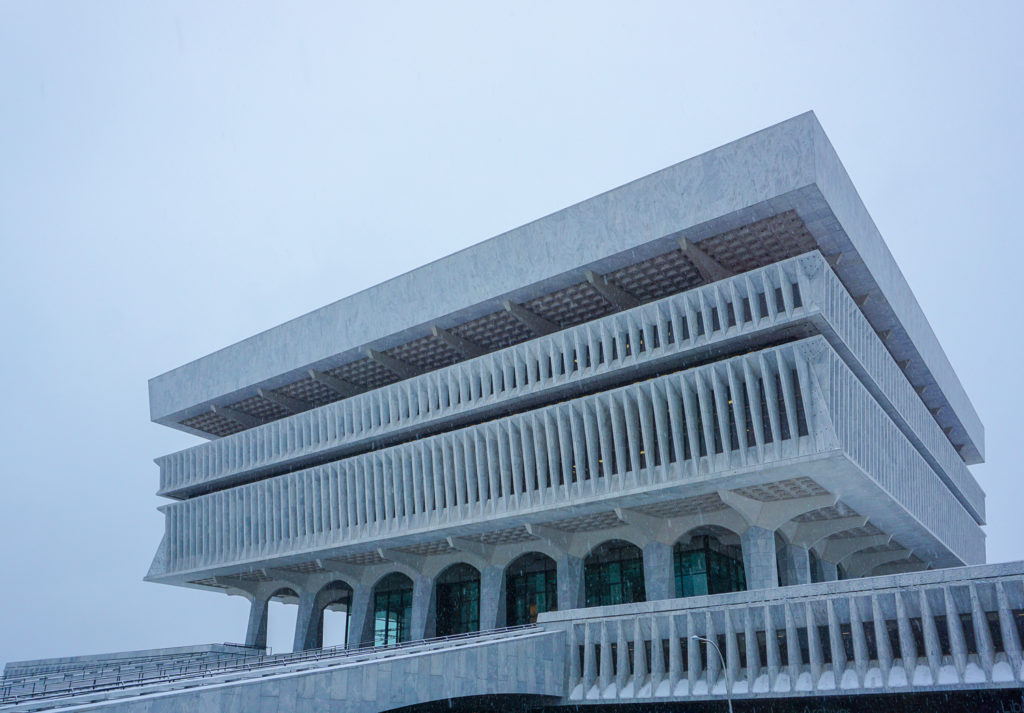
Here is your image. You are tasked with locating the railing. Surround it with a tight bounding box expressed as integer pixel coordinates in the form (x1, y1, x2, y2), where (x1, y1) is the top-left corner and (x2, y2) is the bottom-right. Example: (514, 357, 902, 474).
(2, 645, 259, 679)
(544, 563, 1024, 701)
(155, 252, 982, 532)
(157, 255, 816, 497)
(11, 566, 1023, 709)
(153, 339, 825, 578)
(150, 333, 982, 580)
(0, 626, 540, 708)
(0, 650, 260, 704)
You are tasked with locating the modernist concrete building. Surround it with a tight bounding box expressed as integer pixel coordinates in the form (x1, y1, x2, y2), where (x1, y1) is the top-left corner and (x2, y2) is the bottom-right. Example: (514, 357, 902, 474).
(4, 113, 1022, 713)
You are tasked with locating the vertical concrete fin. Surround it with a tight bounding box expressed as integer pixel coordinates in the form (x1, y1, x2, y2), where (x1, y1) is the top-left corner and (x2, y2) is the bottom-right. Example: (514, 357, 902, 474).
(918, 588, 941, 684)
(764, 603, 781, 687)
(568, 623, 581, 691)
(615, 619, 629, 694)
(872, 594, 893, 680)
(805, 603, 822, 688)
(687, 613, 701, 689)
(827, 598, 846, 683)
(744, 607, 760, 688)
(705, 611, 719, 692)
(970, 583, 995, 678)
(583, 622, 597, 693)
(849, 595, 869, 685)
(650, 615, 665, 691)
(668, 615, 682, 691)
(599, 621, 613, 694)
(997, 581, 1023, 674)
(895, 590, 917, 679)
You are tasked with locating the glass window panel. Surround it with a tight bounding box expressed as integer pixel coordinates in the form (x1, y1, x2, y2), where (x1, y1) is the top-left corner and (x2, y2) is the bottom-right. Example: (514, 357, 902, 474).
(674, 535, 746, 598)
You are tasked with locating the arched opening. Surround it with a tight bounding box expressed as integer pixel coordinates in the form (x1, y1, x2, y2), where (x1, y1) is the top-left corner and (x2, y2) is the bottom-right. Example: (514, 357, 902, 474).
(374, 572, 414, 646)
(673, 527, 745, 597)
(436, 563, 480, 636)
(836, 562, 847, 581)
(584, 540, 645, 607)
(267, 587, 299, 654)
(316, 581, 353, 649)
(505, 552, 557, 625)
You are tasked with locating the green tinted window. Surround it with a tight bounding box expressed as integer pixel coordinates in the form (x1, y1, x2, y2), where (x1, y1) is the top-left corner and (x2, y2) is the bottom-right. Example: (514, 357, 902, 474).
(436, 565, 480, 636)
(674, 535, 746, 598)
(373, 574, 414, 647)
(584, 541, 646, 607)
(506, 553, 558, 626)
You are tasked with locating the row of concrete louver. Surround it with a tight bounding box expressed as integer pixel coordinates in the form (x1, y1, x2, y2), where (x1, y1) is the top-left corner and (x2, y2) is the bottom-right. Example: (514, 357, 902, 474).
(159, 339, 823, 575)
(156, 252, 981, 531)
(558, 566, 1024, 699)
(157, 256, 815, 494)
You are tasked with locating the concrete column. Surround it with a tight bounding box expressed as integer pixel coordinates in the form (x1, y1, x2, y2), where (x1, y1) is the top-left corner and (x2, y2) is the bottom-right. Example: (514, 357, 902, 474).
(642, 541, 675, 601)
(244, 595, 270, 650)
(479, 565, 507, 630)
(741, 526, 778, 590)
(780, 543, 812, 586)
(819, 559, 839, 582)
(409, 573, 436, 640)
(345, 582, 374, 648)
(556, 552, 584, 612)
(293, 591, 321, 652)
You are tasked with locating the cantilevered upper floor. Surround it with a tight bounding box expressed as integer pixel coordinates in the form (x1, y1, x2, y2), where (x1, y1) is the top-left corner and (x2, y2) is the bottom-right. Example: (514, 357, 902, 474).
(148, 112, 984, 465)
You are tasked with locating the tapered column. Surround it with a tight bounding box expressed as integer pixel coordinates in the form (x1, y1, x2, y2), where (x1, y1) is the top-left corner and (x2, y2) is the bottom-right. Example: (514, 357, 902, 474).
(293, 591, 321, 652)
(819, 559, 839, 582)
(557, 552, 585, 611)
(410, 573, 436, 640)
(479, 565, 507, 630)
(741, 526, 779, 590)
(643, 541, 675, 601)
(346, 583, 374, 648)
(244, 595, 271, 650)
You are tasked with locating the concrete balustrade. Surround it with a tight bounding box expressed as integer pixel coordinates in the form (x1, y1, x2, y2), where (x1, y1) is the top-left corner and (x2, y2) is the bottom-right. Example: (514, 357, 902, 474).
(155, 253, 983, 530)
(543, 562, 1024, 701)
(149, 335, 981, 590)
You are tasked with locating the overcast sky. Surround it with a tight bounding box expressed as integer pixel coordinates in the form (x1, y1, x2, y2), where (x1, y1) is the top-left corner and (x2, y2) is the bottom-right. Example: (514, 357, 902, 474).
(1, 1, 1022, 667)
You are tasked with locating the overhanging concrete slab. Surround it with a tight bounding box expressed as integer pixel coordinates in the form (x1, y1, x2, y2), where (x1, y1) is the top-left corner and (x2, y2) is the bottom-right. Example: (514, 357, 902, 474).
(148, 112, 983, 462)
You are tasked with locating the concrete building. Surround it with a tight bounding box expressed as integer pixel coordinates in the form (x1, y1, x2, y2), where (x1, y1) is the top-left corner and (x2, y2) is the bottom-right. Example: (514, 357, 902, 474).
(4, 112, 1021, 712)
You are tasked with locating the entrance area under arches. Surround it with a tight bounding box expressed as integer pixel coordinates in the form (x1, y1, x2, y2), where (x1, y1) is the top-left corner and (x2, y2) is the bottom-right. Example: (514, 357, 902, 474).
(266, 587, 300, 653)
(315, 581, 353, 649)
(309, 577, 354, 651)
(436, 564, 480, 636)
(374, 572, 414, 646)
(584, 540, 645, 607)
(505, 552, 557, 626)
(673, 528, 746, 598)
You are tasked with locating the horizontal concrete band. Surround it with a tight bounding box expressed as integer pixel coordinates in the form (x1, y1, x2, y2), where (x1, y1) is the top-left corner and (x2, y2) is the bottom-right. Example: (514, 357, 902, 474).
(545, 562, 1024, 701)
(156, 253, 983, 525)
(147, 337, 980, 583)
(148, 113, 982, 463)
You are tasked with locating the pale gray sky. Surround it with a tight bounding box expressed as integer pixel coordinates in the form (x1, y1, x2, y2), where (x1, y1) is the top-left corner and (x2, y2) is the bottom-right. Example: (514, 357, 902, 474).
(2, 1, 1022, 666)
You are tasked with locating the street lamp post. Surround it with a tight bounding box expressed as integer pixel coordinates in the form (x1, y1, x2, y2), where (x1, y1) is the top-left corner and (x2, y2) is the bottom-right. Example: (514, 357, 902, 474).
(690, 634, 734, 713)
